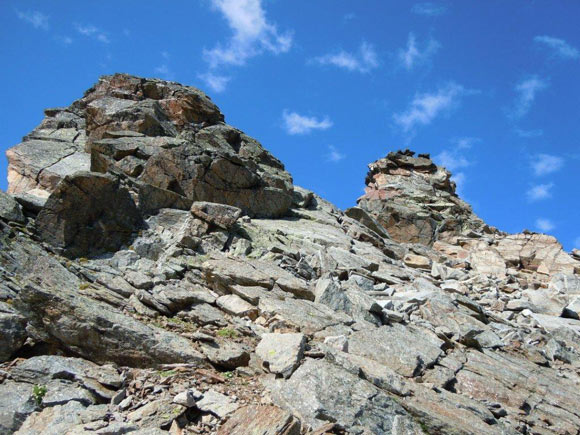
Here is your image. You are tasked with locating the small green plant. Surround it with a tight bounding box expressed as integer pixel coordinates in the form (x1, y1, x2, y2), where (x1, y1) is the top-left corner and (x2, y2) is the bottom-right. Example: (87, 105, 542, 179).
(223, 371, 234, 380)
(32, 385, 47, 405)
(216, 328, 238, 339)
(79, 283, 90, 290)
(157, 369, 177, 378)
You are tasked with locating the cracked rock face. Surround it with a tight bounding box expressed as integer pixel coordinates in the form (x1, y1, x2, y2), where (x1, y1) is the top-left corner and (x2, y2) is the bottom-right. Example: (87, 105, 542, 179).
(6, 73, 294, 222)
(1, 75, 580, 434)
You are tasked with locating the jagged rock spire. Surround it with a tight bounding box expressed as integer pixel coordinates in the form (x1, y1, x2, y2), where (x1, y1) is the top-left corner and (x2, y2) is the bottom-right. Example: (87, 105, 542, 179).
(357, 149, 491, 245)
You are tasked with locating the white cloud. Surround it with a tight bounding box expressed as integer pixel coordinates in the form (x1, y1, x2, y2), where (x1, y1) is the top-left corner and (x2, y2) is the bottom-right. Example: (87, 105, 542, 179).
(515, 128, 543, 138)
(282, 111, 332, 135)
(526, 183, 554, 201)
(16, 10, 49, 30)
(326, 145, 346, 163)
(399, 33, 440, 70)
(531, 153, 564, 176)
(204, 0, 292, 69)
(451, 172, 466, 196)
(454, 137, 478, 149)
(75, 24, 110, 43)
(434, 150, 470, 171)
(313, 42, 379, 74)
(433, 137, 477, 187)
(393, 82, 471, 132)
(511, 76, 548, 118)
(154, 65, 175, 81)
(55, 36, 73, 45)
(574, 236, 580, 249)
(412, 3, 448, 16)
(534, 35, 579, 60)
(536, 218, 555, 232)
(198, 72, 231, 93)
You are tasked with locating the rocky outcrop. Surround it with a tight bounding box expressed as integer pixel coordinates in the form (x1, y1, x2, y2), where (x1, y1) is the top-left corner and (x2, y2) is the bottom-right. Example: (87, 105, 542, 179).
(6, 74, 294, 222)
(357, 149, 491, 245)
(1, 75, 580, 434)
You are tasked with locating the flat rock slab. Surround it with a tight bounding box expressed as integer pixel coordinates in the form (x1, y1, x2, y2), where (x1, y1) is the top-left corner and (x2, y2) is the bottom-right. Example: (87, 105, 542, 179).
(10, 355, 121, 390)
(256, 333, 306, 378)
(0, 381, 37, 433)
(347, 324, 444, 377)
(191, 201, 242, 229)
(203, 256, 314, 301)
(216, 294, 259, 320)
(201, 341, 250, 369)
(196, 390, 239, 419)
(16, 277, 206, 368)
(128, 398, 185, 429)
(218, 405, 301, 435)
(14, 400, 86, 435)
(258, 296, 352, 334)
(265, 358, 421, 433)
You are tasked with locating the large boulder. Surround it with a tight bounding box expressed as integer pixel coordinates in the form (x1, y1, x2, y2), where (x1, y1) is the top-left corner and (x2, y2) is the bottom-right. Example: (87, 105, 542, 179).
(0, 303, 27, 362)
(0, 190, 25, 223)
(35, 172, 141, 257)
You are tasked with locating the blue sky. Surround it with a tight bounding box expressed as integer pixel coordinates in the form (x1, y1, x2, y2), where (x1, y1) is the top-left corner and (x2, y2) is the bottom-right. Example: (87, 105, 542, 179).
(1, 1, 579, 250)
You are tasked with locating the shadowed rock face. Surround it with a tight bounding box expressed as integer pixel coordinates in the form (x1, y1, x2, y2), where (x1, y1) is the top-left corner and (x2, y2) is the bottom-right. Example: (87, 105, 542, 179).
(35, 172, 142, 258)
(1, 75, 580, 434)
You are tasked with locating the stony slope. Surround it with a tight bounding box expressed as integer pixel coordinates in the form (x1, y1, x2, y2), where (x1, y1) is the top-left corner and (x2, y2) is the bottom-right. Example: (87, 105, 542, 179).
(1, 74, 580, 434)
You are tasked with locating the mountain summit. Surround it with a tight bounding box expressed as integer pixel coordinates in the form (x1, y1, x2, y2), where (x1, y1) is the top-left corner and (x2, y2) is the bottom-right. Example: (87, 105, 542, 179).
(1, 74, 580, 434)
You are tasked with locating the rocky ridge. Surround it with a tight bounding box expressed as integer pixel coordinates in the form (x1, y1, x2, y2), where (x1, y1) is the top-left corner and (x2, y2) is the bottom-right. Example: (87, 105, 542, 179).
(1, 74, 580, 434)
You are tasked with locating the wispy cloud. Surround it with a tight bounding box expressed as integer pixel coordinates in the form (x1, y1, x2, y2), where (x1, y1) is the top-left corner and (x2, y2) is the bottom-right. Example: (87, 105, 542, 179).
(434, 137, 477, 194)
(452, 172, 466, 196)
(527, 183, 554, 201)
(393, 82, 473, 133)
(510, 76, 548, 119)
(313, 42, 379, 73)
(154, 65, 175, 81)
(326, 145, 346, 163)
(399, 33, 440, 70)
(204, 0, 292, 69)
(515, 128, 543, 138)
(574, 236, 580, 249)
(534, 35, 579, 60)
(55, 36, 73, 46)
(198, 72, 231, 93)
(412, 3, 448, 16)
(282, 111, 332, 135)
(435, 150, 470, 171)
(536, 218, 555, 232)
(16, 10, 49, 30)
(531, 153, 564, 176)
(75, 24, 110, 43)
